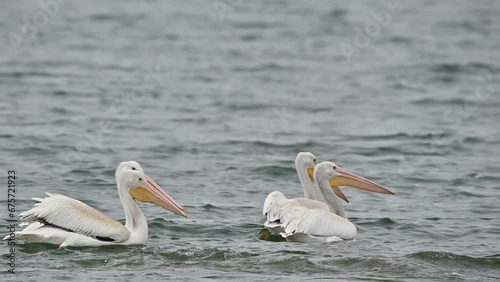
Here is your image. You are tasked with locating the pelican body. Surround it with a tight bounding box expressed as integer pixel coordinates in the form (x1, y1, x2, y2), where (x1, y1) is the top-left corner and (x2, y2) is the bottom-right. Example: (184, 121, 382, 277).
(278, 161, 395, 242)
(10, 161, 187, 247)
(262, 152, 349, 234)
(263, 152, 323, 233)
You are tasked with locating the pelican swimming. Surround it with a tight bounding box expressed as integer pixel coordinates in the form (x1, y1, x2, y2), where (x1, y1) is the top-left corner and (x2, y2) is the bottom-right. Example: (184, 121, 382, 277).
(10, 161, 187, 247)
(279, 161, 395, 242)
(262, 152, 349, 234)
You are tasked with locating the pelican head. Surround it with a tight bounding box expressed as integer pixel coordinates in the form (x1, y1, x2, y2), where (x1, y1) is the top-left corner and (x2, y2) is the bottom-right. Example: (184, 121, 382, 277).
(116, 161, 144, 178)
(295, 152, 317, 180)
(117, 161, 188, 219)
(314, 161, 395, 203)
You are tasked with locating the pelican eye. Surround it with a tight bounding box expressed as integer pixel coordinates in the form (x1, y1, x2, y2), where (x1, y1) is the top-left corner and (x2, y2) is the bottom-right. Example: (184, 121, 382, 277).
(132, 167, 136, 170)
(139, 177, 142, 181)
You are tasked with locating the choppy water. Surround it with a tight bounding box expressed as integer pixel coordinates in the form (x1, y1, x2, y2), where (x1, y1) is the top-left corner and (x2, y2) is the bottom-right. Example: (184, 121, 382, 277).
(1, 0, 500, 281)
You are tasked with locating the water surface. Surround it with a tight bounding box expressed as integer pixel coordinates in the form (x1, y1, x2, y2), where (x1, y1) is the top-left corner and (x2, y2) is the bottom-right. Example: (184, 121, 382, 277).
(1, 0, 500, 281)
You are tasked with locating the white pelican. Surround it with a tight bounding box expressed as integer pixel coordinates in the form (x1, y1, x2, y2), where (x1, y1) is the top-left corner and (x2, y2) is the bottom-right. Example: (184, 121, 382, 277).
(262, 152, 349, 234)
(279, 161, 395, 242)
(10, 161, 187, 247)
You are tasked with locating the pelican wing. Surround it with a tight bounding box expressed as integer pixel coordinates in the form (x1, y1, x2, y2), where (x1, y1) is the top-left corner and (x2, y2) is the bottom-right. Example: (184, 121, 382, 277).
(263, 192, 280, 217)
(281, 207, 357, 240)
(265, 197, 329, 223)
(19, 193, 130, 242)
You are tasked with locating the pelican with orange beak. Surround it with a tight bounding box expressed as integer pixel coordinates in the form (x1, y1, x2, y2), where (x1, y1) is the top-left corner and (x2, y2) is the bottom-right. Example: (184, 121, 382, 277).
(263, 152, 351, 234)
(11, 161, 187, 247)
(279, 161, 395, 242)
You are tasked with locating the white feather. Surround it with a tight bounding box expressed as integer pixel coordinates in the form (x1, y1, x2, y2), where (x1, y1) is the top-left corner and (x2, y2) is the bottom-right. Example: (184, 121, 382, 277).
(280, 206, 357, 241)
(263, 191, 330, 233)
(18, 192, 130, 242)
(262, 153, 331, 235)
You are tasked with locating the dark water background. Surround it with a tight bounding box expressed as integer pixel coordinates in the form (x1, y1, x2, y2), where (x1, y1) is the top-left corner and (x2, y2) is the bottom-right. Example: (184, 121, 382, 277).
(1, 0, 500, 281)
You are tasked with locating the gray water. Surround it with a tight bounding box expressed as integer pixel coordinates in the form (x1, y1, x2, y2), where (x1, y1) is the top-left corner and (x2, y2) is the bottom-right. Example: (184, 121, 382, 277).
(1, 0, 500, 281)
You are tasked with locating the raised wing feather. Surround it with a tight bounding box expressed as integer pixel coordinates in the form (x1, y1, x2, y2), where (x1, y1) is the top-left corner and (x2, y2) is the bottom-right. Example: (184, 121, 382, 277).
(265, 197, 329, 223)
(19, 193, 130, 242)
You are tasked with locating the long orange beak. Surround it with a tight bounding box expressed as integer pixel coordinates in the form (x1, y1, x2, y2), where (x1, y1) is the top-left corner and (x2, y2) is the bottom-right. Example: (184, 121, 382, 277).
(332, 186, 350, 203)
(129, 174, 188, 219)
(329, 167, 395, 196)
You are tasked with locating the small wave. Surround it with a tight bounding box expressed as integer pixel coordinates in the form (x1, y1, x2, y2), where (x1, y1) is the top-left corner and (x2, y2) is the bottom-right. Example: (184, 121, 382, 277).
(407, 251, 500, 267)
(327, 8, 348, 18)
(430, 62, 494, 74)
(411, 97, 474, 105)
(0, 70, 54, 78)
(16, 243, 60, 253)
(465, 173, 500, 181)
(462, 136, 486, 144)
(440, 20, 490, 34)
(264, 257, 319, 274)
(356, 217, 397, 227)
(389, 36, 414, 44)
(231, 21, 276, 30)
(150, 144, 188, 154)
(158, 248, 255, 261)
(224, 102, 274, 111)
(12, 145, 53, 155)
(456, 190, 490, 198)
(249, 165, 293, 177)
(431, 63, 464, 74)
(423, 61, 495, 84)
(245, 139, 324, 150)
(231, 63, 295, 72)
(240, 34, 262, 42)
(90, 13, 116, 21)
(192, 75, 215, 83)
(150, 219, 253, 239)
(353, 146, 406, 156)
(277, 249, 308, 255)
(53, 90, 69, 96)
(341, 132, 450, 141)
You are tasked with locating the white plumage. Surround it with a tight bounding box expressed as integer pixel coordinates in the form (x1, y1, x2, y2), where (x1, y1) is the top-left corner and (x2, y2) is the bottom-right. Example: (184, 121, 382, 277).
(19, 193, 130, 243)
(263, 152, 329, 233)
(265, 161, 395, 242)
(263, 192, 330, 233)
(280, 207, 356, 242)
(7, 161, 187, 247)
